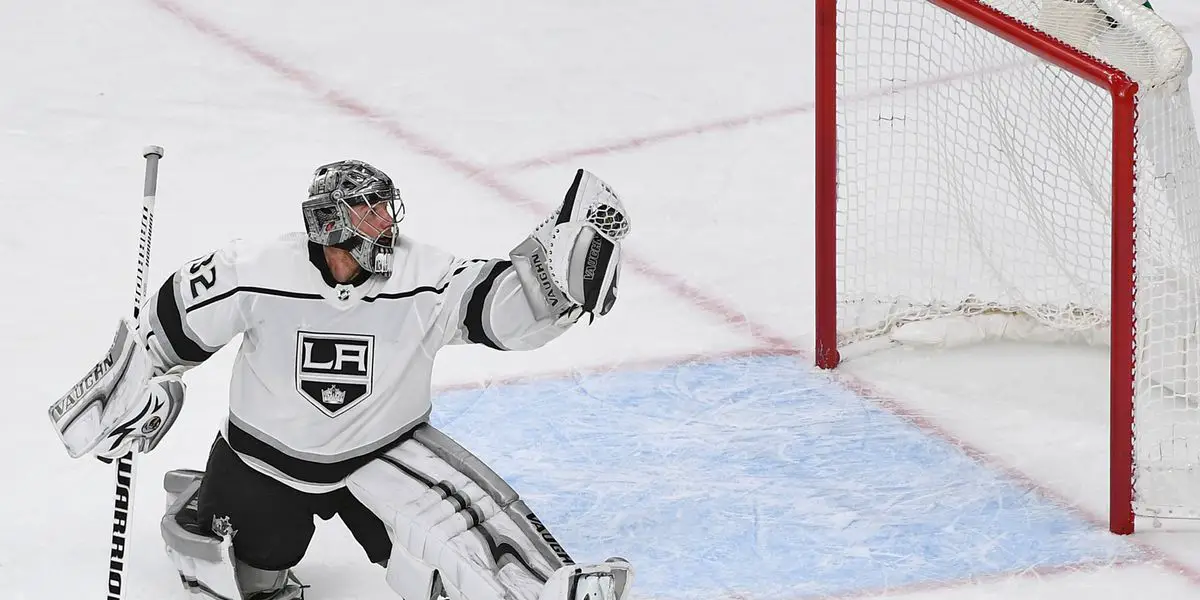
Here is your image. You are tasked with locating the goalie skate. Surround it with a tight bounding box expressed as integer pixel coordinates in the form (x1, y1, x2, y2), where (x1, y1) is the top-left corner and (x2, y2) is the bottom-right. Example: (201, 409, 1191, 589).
(539, 557, 633, 600)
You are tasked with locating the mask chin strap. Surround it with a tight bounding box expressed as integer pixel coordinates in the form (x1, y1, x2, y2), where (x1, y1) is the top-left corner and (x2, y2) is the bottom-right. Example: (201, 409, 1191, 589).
(333, 236, 394, 277)
(372, 246, 394, 275)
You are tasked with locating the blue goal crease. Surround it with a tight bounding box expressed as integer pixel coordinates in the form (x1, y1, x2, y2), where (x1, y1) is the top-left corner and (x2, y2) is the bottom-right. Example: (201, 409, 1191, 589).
(429, 354, 1140, 599)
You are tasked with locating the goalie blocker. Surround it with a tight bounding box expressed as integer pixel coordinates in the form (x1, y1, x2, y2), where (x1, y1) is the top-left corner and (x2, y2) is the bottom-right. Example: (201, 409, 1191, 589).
(47, 317, 185, 461)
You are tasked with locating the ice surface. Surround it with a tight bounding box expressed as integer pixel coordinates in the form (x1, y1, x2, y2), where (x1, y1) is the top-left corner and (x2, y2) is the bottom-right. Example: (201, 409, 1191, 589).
(433, 355, 1142, 599)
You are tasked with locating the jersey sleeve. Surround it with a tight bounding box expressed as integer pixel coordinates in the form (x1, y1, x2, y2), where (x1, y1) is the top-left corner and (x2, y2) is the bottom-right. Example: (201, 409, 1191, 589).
(440, 257, 575, 351)
(139, 241, 249, 373)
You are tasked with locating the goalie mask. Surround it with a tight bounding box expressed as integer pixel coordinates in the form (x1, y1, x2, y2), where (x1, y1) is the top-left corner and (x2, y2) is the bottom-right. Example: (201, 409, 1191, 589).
(302, 159, 405, 276)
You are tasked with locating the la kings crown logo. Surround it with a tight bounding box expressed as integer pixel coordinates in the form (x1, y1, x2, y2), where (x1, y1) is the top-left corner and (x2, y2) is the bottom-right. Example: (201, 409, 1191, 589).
(295, 331, 374, 417)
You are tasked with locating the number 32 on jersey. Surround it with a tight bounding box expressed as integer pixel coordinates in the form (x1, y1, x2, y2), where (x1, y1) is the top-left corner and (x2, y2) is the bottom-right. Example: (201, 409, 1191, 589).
(187, 252, 218, 300)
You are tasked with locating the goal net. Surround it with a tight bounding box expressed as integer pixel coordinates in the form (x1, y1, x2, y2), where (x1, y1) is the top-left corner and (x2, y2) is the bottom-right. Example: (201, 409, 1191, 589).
(815, 0, 1200, 534)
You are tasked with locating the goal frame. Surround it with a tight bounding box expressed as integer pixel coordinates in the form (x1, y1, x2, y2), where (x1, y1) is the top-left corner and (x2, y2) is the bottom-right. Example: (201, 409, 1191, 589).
(813, 0, 1140, 534)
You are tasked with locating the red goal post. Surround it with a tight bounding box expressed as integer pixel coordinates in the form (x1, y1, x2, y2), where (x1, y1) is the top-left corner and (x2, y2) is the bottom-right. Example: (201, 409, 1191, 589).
(815, 0, 1198, 535)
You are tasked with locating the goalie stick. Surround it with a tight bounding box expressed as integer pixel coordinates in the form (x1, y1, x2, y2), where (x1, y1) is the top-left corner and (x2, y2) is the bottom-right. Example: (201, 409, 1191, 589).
(107, 145, 165, 600)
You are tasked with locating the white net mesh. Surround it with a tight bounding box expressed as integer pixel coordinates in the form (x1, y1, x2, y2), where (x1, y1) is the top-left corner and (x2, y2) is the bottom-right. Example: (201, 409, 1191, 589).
(833, 0, 1200, 518)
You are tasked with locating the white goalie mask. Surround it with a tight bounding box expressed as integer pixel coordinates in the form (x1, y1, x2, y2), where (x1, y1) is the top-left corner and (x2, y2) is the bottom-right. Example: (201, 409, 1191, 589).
(302, 159, 405, 276)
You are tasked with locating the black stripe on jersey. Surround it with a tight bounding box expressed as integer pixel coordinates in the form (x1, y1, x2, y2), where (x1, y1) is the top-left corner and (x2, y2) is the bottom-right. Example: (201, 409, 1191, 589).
(360, 259, 484, 302)
(226, 420, 410, 485)
(363, 282, 450, 302)
(186, 284, 452, 310)
(188, 287, 323, 313)
(462, 261, 514, 350)
(155, 277, 215, 363)
(556, 169, 584, 226)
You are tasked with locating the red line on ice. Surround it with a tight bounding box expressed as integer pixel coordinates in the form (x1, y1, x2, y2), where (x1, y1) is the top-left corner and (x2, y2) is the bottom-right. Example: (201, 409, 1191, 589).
(495, 103, 815, 172)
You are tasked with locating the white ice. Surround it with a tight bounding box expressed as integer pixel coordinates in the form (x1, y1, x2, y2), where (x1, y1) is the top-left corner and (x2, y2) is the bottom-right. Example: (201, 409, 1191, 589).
(8, 0, 1200, 598)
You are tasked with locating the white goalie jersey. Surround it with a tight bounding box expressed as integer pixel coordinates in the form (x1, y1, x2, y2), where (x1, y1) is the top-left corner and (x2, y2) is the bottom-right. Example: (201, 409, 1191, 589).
(139, 232, 573, 493)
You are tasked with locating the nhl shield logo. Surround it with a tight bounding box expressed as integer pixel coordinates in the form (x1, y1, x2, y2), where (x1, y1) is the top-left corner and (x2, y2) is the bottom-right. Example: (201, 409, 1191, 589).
(295, 331, 374, 417)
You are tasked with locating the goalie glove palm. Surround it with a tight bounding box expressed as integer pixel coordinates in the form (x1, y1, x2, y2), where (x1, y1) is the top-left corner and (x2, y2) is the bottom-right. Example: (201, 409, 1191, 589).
(512, 169, 630, 322)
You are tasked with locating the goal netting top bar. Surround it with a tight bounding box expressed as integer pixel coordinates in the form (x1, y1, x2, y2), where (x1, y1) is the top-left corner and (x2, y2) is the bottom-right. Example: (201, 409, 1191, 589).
(828, 0, 1200, 522)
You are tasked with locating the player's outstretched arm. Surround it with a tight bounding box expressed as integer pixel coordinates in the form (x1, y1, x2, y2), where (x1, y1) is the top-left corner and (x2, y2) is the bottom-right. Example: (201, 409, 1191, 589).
(444, 169, 630, 351)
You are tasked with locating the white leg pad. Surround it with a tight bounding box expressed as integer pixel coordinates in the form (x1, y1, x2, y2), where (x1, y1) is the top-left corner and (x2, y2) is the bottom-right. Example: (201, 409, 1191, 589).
(160, 469, 302, 600)
(347, 426, 588, 600)
(385, 502, 514, 600)
(384, 541, 444, 600)
(166, 541, 241, 600)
